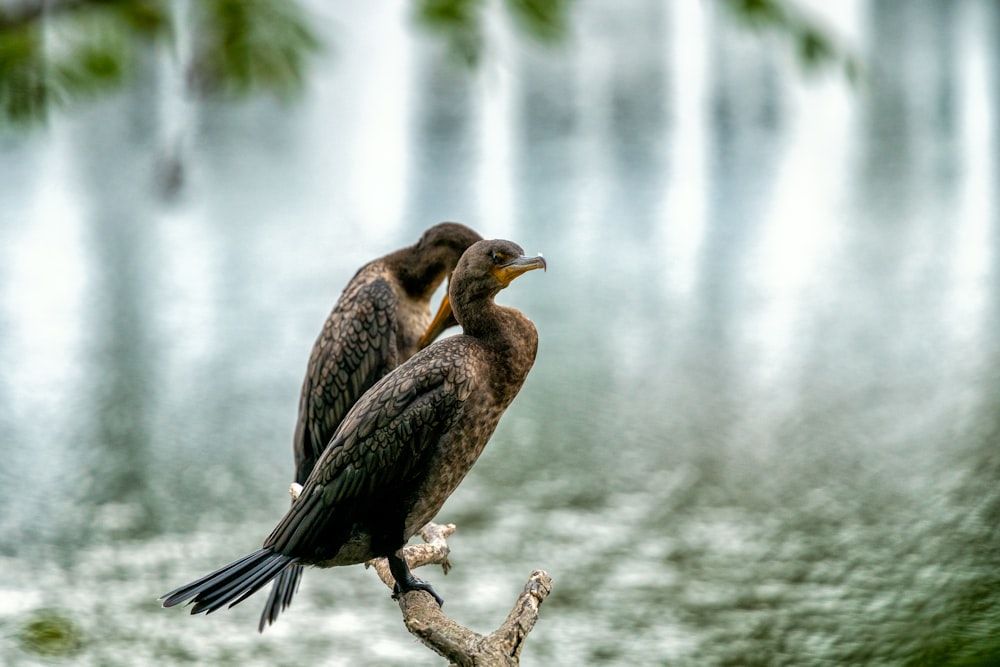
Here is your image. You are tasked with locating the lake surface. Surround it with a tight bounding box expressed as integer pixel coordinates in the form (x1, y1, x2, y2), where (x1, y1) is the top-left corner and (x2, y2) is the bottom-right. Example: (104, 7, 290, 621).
(2, 1, 999, 665)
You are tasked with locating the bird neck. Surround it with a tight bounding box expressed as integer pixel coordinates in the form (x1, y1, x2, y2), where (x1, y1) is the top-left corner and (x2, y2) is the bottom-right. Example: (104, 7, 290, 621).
(456, 296, 502, 339)
(391, 248, 447, 300)
(462, 300, 538, 393)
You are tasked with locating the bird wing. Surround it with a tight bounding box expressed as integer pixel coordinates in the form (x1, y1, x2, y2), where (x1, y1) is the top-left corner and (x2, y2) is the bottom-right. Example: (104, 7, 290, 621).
(293, 276, 399, 483)
(265, 341, 476, 556)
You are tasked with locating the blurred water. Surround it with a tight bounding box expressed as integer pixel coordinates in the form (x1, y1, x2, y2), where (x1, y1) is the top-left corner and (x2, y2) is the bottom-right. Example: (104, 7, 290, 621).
(2, 1, 1000, 665)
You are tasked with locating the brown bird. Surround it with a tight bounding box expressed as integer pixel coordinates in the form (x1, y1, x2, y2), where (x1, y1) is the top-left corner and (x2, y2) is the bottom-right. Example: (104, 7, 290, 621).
(293, 222, 484, 484)
(261, 222, 482, 630)
(162, 239, 545, 625)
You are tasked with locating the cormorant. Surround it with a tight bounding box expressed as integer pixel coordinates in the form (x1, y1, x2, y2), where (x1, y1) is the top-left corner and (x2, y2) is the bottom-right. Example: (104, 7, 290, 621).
(257, 222, 482, 629)
(162, 239, 545, 626)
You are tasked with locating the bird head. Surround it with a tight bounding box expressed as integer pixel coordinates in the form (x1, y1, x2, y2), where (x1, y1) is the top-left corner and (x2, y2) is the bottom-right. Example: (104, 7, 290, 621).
(422, 239, 546, 342)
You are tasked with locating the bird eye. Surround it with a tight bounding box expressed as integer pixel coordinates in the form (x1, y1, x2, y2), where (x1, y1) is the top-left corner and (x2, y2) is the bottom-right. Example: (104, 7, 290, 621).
(492, 252, 506, 265)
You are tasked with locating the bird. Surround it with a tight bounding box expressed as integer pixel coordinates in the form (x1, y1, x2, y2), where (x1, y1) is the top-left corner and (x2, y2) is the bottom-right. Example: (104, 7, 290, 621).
(258, 222, 483, 630)
(162, 239, 546, 627)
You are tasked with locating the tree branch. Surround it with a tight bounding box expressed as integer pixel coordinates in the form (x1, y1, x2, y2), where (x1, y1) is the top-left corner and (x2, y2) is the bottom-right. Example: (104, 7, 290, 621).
(366, 522, 553, 666)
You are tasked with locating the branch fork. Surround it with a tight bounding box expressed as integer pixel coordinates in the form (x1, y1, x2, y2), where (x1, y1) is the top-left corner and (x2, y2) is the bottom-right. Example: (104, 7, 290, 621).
(366, 522, 552, 666)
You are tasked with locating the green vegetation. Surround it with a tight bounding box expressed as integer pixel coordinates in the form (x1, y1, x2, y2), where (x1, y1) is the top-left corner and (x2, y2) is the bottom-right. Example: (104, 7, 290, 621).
(0, 0, 856, 129)
(17, 608, 85, 657)
(0, 0, 318, 128)
(721, 0, 860, 82)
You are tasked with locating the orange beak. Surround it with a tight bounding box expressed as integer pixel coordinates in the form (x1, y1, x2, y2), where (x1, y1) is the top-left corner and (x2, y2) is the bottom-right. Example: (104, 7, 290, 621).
(492, 254, 547, 286)
(419, 253, 546, 349)
(419, 293, 456, 349)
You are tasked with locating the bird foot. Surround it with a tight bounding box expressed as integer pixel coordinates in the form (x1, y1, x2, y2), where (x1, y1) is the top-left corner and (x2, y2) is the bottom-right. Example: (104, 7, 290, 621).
(387, 552, 444, 607)
(392, 577, 444, 607)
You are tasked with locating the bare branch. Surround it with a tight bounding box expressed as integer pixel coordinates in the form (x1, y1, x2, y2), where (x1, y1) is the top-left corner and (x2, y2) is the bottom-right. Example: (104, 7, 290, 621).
(366, 522, 553, 666)
(488, 571, 553, 662)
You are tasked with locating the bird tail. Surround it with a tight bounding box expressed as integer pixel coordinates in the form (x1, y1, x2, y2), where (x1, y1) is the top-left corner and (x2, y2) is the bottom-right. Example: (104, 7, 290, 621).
(161, 548, 296, 616)
(258, 562, 304, 632)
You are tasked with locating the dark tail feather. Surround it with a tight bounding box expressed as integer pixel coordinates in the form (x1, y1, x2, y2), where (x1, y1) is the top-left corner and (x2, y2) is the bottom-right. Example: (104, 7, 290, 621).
(161, 549, 266, 608)
(258, 563, 304, 632)
(191, 554, 290, 613)
(161, 548, 296, 615)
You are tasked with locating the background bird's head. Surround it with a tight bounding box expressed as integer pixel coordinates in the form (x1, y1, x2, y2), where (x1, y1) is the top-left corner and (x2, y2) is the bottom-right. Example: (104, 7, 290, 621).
(399, 222, 483, 298)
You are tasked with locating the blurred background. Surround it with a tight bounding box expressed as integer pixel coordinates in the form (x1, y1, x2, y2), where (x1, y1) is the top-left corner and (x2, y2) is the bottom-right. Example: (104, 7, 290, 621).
(2, 0, 999, 665)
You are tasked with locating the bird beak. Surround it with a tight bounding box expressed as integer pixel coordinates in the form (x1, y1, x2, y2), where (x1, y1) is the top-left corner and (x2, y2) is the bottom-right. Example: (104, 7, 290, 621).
(421, 254, 546, 348)
(493, 254, 546, 286)
(419, 293, 456, 349)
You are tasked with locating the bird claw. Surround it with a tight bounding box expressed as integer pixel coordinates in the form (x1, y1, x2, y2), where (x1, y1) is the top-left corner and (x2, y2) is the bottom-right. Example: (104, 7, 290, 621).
(392, 578, 444, 607)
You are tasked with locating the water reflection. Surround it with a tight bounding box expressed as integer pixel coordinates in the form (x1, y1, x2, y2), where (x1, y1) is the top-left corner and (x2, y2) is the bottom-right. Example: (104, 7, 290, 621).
(513, 28, 579, 240)
(2, 1, 1000, 665)
(407, 53, 478, 232)
(74, 63, 161, 540)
